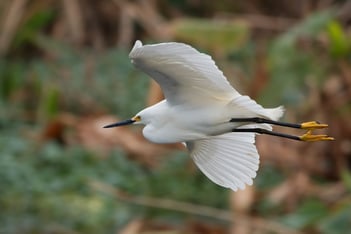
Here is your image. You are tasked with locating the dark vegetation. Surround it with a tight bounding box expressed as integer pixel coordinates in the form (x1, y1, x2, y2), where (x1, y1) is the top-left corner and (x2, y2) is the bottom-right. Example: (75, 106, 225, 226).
(0, 0, 351, 233)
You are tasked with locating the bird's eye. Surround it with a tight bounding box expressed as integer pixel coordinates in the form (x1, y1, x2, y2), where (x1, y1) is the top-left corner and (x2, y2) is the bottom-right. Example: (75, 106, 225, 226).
(132, 116, 141, 122)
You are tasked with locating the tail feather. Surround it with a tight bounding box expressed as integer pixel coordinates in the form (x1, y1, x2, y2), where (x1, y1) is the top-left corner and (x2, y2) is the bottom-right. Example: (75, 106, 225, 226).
(230, 95, 285, 121)
(264, 105, 285, 121)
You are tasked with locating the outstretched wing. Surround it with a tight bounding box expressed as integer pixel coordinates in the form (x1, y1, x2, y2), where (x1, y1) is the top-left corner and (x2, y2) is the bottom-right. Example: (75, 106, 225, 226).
(129, 40, 240, 105)
(187, 132, 259, 191)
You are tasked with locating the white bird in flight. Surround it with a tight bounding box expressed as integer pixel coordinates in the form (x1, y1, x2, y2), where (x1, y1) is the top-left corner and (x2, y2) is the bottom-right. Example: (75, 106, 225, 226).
(104, 40, 333, 191)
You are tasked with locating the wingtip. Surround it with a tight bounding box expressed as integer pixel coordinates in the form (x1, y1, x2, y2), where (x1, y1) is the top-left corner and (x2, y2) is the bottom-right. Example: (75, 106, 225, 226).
(129, 40, 143, 59)
(133, 40, 143, 49)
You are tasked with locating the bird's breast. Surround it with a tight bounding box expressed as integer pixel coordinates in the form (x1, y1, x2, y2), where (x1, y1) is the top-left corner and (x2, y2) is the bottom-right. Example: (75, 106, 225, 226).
(142, 121, 206, 144)
(140, 101, 235, 144)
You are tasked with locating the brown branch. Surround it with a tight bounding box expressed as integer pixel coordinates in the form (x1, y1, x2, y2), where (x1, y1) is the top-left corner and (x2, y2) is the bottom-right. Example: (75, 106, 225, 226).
(0, 0, 29, 56)
(116, 2, 134, 48)
(89, 180, 303, 234)
(62, 0, 85, 45)
(337, 0, 351, 23)
(113, 0, 171, 40)
(216, 12, 297, 31)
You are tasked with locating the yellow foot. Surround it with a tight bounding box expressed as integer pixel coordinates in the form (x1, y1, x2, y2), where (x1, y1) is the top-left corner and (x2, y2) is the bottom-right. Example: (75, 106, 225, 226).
(300, 130, 335, 142)
(301, 121, 329, 130)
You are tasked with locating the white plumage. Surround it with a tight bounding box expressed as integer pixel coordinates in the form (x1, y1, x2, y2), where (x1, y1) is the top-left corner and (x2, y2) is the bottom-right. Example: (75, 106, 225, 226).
(108, 40, 285, 191)
(187, 132, 259, 190)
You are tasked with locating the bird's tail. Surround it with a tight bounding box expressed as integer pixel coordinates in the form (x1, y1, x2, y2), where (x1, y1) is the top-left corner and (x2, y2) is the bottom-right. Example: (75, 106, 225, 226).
(263, 105, 285, 121)
(229, 95, 284, 121)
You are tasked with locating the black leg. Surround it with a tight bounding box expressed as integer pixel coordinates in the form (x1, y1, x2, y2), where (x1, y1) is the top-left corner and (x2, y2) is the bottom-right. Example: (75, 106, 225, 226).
(230, 117, 328, 130)
(232, 128, 301, 141)
(232, 128, 334, 141)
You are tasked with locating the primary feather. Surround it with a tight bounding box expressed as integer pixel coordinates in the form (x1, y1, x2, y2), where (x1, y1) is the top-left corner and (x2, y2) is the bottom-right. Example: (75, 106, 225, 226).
(187, 132, 259, 191)
(129, 40, 240, 105)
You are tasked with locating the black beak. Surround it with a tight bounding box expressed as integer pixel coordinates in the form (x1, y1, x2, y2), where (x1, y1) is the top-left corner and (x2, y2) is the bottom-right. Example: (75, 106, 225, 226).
(103, 119, 135, 128)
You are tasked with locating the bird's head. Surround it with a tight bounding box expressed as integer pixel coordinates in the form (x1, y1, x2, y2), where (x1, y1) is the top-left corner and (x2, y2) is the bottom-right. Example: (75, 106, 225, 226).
(103, 106, 157, 129)
(104, 102, 163, 129)
(103, 115, 143, 128)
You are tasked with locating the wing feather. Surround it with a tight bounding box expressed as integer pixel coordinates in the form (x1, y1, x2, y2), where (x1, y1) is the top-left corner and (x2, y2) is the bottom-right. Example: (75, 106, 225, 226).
(187, 132, 259, 191)
(129, 40, 240, 105)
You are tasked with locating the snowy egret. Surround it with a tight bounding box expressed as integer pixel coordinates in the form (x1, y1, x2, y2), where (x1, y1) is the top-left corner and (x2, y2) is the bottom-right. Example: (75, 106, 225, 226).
(104, 40, 333, 191)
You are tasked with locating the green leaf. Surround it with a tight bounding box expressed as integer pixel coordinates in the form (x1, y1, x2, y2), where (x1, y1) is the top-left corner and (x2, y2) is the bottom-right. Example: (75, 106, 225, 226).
(40, 86, 60, 120)
(327, 21, 351, 58)
(260, 10, 335, 106)
(172, 18, 249, 54)
(254, 164, 284, 190)
(13, 10, 55, 48)
(280, 199, 328, 229)
(340, 169, 351, 192)
(319, 203, 351, 234)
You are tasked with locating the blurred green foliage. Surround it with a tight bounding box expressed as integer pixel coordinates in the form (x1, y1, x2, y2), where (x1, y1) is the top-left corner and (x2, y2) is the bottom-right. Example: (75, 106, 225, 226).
(13, 9, 55, 51)
(0, 8, 350, 234)
(0, 37, 230, 233)
(173, 18, 249, 53)
(261, 10, 335, 106)
(280, 199, 328, 229)
(327, 20, 351, 58)
(1, 37, 150, 123)
(0, 129, 228, 233)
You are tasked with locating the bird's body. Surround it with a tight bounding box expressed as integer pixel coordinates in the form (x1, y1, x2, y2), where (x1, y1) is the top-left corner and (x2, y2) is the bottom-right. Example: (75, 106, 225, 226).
(104, 40, 333, 191)
(139, 97, 281, 144)
(130, 40, 283, 144)
(139, 100, 212, 143)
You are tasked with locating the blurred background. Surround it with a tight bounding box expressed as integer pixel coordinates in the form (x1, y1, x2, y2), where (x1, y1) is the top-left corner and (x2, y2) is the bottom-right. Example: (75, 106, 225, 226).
(0, 0, 350, 233)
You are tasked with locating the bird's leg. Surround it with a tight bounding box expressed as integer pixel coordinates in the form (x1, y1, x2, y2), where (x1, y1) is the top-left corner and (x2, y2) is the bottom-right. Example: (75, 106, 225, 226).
(230, 117, 328, 130)
(230, 117, 334, 141)
(232, 128, 334, 141)
(232, 128, 300, 141)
